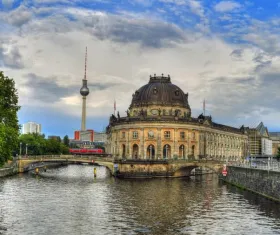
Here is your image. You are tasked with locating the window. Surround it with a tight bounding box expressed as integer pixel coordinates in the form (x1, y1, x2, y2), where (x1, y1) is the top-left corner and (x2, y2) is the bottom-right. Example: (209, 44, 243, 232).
(164, 131, 170, 139)
(180, 132, 185, 139)
(133, 131, 138, 139)
(122, 132, 125, 138)
(192, 132, 196, 140)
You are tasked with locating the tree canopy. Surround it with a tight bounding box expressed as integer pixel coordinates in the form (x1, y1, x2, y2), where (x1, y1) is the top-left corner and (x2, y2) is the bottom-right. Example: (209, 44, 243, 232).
(18, 133, 69, 155)
(63, 135, 69, 147)
(0, 71, 20, 166)
(277, 147, 280, 161)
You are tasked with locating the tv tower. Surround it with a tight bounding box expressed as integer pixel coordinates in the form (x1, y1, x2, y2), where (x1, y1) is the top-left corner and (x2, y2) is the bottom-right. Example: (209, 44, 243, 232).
(80, 47, 89, 131)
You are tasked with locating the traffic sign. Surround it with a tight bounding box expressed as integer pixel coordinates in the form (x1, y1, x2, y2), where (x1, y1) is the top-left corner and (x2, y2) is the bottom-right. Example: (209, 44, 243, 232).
(222, 164, 227, 176)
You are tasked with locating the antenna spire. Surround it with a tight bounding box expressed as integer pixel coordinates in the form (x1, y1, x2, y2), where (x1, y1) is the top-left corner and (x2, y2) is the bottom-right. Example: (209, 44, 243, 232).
(84, 46, 87, 80)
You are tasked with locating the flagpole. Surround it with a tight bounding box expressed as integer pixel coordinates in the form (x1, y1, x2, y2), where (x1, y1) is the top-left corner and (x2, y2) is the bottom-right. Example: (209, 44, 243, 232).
(114, 99, 116, 116)
(203, 99, 206, 116)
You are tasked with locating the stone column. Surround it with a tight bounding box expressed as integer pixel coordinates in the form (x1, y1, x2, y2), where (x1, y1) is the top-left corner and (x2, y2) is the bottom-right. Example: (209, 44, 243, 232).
(174, 128, 178, 158)
(116, 131, 119, 158)
(157, 128, 161, 159)
(126, 129, 130, 158)
(140, 128, 145, 159)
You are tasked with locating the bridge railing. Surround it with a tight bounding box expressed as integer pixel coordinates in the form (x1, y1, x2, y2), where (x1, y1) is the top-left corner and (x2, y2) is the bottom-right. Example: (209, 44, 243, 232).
(113, 158, 226, 164)
(21, 155, 113, 162)
(231, 161, 280, 172)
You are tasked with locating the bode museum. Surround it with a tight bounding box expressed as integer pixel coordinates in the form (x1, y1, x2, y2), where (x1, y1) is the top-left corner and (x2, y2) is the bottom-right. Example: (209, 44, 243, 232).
(106, 74, 248, 161)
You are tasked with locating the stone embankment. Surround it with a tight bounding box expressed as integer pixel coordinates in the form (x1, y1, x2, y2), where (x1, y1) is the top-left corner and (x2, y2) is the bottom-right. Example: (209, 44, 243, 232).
(0, 161, 18, 177)
(223, 166, 280, 202)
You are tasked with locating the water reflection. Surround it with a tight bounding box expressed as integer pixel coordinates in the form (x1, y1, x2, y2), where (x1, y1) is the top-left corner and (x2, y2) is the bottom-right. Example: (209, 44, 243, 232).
(0, 165, 279, 235)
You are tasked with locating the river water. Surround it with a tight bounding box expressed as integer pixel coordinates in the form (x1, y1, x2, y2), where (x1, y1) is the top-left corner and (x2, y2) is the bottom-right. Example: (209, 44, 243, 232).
(0, 165, 280, 235)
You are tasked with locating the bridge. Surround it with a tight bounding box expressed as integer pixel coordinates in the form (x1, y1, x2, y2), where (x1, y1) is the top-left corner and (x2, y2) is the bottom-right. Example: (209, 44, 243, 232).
(17, 155, 114, 174)
(17, 155, 227, 178)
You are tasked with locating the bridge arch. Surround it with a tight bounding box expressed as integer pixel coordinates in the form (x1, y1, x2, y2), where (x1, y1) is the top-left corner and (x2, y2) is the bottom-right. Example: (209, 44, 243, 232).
(172, 162, 224, 177)
(18, 156, 114, 175)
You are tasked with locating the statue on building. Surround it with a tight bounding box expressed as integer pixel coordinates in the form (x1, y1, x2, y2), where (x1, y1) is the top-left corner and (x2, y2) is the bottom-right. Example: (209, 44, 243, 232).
(158, 108, 161, 116)
(117, 111, 120, 120)
(126, 109, 130, 117)
(110, 114, 117, 123)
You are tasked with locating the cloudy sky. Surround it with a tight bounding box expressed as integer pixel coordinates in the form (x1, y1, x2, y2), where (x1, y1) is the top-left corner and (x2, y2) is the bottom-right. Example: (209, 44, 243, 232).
(1, 0, 280, 138)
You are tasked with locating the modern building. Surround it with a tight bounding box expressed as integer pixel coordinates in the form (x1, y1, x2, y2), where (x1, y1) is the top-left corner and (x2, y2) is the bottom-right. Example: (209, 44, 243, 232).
(247, 122, 272, 156)
(94, 131, 106, 143)
(106, 74, 248, 160)
(74, 130, 94, 142)
(269, 132, 280, 156)
(22, 122, 41, 134)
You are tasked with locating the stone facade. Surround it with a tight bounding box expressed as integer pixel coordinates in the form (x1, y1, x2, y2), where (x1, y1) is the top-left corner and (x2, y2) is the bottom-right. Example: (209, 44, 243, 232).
(106, 75, 248, 161)
(269, 132, 280, 156)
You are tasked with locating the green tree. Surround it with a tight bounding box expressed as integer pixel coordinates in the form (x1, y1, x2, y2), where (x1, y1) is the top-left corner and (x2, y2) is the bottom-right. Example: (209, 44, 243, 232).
(19, 133, 46, 155)
(63, 135, 69, 147)
(0, 71, 20, 166)
(277, 147, 280, 161)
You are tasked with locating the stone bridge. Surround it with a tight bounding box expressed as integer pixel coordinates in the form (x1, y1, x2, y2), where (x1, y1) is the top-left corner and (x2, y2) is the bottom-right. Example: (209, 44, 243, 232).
(18, 155, 114, 174)
(113, 159, 226, 178)
(17, 155, 226, 178)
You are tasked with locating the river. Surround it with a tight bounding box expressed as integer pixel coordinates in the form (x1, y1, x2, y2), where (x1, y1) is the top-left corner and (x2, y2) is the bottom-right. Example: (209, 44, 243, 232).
(0, 165, 280, 235)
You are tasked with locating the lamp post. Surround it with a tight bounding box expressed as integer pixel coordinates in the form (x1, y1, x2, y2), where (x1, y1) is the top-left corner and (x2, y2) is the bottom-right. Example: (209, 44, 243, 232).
(20, 142, 22, 157)
(26, 144, 28, 156)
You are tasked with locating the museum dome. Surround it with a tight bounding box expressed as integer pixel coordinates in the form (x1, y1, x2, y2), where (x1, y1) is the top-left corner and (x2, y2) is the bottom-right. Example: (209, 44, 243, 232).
(129, 74, 190, 109)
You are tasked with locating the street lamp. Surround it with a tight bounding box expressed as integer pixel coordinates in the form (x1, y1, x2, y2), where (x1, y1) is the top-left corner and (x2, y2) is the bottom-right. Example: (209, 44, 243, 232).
(26, 144, 28, 156)
(20, 142, 22, 157)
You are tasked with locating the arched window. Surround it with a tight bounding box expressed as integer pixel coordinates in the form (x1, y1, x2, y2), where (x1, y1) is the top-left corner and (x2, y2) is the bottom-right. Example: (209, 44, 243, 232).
(191, 145, 195, 156)
(163, 144, 171, 159)
(146, 145, 155, 159)
(179, 145, 185, 158)
(132, 144, 139, 159)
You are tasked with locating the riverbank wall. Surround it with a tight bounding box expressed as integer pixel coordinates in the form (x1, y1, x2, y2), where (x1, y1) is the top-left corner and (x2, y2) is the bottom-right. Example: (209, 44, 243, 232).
(222, 166, 280, 202)
(0, 167, 17, 177)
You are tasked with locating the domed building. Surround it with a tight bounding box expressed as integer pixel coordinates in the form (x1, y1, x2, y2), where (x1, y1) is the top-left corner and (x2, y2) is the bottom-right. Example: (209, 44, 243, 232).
(106, 74, 248, 161)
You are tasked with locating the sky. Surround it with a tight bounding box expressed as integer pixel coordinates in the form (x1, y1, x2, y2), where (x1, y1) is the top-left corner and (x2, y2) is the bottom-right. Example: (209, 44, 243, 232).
(1, 0, 280, 138)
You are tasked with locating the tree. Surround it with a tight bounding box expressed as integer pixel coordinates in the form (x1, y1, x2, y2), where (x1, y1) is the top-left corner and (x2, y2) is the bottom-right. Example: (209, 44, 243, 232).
(277, 147, 280, 161)
(0, 72, 20, 166)
(63, 135, 69, 147)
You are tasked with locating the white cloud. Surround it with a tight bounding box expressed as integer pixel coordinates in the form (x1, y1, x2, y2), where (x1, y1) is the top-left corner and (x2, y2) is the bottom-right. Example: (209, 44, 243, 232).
(188, 0, 204, 17)
(1, 5, 280, 133)
(2, 0, 14, 8)
(214, 1, 241, 12)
